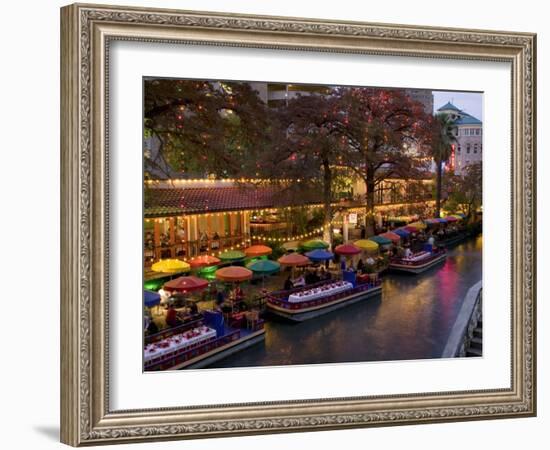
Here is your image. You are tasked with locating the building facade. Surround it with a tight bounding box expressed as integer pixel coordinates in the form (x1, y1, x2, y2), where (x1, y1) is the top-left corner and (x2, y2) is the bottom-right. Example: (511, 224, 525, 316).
(437, 101, 483, 175)
(404, 88, 434, 114)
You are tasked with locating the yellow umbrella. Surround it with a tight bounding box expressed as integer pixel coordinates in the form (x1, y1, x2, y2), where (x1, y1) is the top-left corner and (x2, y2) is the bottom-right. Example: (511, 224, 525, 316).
(151, 259, 191, 274)
(408, 221, 427, 230)
(354, 239, 379, 252)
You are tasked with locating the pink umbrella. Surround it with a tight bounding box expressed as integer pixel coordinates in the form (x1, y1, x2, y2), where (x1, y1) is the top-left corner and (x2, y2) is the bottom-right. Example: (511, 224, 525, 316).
(403, 226, 419, 234)
(334, 243, 361, 256)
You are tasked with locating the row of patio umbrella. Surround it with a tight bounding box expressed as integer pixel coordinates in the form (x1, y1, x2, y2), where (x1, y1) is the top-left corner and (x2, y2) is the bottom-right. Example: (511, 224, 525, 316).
(150, 215, 467, 276)
(150, 245, 274, 274)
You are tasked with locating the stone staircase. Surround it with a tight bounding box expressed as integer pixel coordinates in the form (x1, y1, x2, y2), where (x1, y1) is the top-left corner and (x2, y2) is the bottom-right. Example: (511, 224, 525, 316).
(466, 320, 483, 357)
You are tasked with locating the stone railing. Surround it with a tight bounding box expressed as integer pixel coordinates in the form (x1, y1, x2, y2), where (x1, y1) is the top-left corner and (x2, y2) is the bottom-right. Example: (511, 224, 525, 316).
(441, 280, 482, 358)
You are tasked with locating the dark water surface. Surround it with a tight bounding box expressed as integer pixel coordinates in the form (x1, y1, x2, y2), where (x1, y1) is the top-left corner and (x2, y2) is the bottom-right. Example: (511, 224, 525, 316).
(208, 235, 482, 369)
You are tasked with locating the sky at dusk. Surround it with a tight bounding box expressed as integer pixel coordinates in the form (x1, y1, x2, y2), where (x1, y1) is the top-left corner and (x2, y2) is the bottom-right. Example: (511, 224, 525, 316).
(433, 91, 483, 121)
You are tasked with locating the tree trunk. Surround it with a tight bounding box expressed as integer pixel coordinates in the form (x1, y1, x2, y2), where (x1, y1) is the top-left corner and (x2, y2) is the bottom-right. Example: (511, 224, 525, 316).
(365, 172, 376, 237)
(322, 159, 333, 245)
(435, 159, 443, 218)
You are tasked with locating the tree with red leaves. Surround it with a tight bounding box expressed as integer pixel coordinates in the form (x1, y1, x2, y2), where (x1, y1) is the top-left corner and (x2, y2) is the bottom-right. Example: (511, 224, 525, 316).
(275, 88, 435, 237)
(329, 87, 435, 235)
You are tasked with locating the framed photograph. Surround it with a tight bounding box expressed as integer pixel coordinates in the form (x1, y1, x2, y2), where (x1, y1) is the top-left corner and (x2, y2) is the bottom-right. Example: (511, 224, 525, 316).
(60, 3, 536, 446)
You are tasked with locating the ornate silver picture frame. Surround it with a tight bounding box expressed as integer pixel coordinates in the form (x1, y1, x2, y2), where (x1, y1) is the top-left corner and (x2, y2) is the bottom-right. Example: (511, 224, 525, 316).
(60, 3, 536, 446)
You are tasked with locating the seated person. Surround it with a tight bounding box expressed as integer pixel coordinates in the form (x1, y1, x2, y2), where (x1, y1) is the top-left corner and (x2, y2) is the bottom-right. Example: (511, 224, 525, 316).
(319, 266, 330, 280)
(292, 275, 305, 287)
(283, 275, 293, 291)
(403, 246, 412, 258)
(427, 234, 435, 251)
(165, 305, 181, 328)
(146, 318, 159, 335)
(216, 289, 225, 305)
(305, 270, 317, 285)
(234, 285, 244, 301)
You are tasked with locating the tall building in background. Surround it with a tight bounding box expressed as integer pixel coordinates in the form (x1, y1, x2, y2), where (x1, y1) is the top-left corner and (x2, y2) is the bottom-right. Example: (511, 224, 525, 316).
(437, 102, 482, 175)
(248, 82, 330, 106)
(404, 88, 434, 114)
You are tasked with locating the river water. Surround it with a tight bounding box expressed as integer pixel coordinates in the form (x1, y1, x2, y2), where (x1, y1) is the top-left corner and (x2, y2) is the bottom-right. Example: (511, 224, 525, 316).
(208, 235, 482, 369)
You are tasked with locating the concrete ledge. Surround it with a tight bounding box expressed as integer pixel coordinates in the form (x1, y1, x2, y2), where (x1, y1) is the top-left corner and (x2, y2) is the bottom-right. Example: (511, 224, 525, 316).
(441, 280, 482, 358)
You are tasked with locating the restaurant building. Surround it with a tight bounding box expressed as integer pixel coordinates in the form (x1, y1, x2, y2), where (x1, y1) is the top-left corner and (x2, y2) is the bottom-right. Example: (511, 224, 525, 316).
(143, 177, 435, 268)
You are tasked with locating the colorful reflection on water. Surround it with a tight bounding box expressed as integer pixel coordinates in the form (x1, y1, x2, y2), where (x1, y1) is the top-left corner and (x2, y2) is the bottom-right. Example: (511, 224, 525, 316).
(208, 235, 483, 369)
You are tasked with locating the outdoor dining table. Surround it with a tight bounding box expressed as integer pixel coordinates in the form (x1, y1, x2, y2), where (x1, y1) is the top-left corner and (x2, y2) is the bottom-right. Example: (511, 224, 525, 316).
(287, 281, 353, 303)
(144, 326, 217, 363)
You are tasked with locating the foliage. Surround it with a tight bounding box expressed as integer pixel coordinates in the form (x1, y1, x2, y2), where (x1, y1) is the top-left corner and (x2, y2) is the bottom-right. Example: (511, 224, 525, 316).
(430, 112, 457, 217)
(143, 81, 454, 238)
(330, 88, 435, 234)
(266, 88, 435, 236)
(268, 243, 287, 261)
(144, 79, 272, 178)
(442, 162, 482, 219)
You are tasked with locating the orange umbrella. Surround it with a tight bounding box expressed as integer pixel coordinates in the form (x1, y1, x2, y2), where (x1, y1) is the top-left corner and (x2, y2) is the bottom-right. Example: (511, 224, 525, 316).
(243, 245, 272, 257)
(215, 266, 253, 282)
(277, 253, 310, 266)
(188, 255, 221, 269)
(380, 231, 401, 244)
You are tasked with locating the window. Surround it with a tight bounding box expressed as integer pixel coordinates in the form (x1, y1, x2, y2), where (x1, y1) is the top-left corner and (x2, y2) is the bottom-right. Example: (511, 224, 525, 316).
(466, 144, 471, 154)
(473, 144, 478, 153)
(476, 129, 481, 135)
(463, 129, 468, 136)
(457, 145, 461, 153)
(480, 143, 482, 153)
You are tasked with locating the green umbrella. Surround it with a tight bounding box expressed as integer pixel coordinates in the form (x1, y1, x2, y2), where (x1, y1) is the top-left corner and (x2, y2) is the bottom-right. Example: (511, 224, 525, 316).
(301, 239, 330, 251)
(218, 250, 246, 262)
(368, 235, 392, 246)
(246, 259, 281, 275)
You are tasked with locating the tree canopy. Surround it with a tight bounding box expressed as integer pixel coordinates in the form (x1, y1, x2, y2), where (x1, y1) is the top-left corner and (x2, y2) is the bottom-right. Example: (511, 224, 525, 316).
(144, 80, 445, 235)
(144, 79, 272, 178)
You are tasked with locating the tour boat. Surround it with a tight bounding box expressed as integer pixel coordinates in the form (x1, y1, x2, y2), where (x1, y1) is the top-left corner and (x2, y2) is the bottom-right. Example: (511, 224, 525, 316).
(144, 311, 265, 371)
(388, 249, 447, 274)
(266, 278, 382, 322)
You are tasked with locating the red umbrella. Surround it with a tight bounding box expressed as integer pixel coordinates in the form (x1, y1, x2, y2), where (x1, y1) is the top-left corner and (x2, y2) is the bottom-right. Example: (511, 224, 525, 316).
(278, 253, 310, 266)
(334, 243, 361, 256)
(244, 245, 272, 257)
(163, 276, 209, 293)
(445, 216, 459, 222)
(215, 266, 253, 282)
(403, 226, 419, 233)
(188, 255, 221, 269)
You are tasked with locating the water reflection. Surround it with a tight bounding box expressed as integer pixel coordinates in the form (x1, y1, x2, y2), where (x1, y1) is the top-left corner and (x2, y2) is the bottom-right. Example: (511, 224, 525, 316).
(208, 235, 482, 369)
